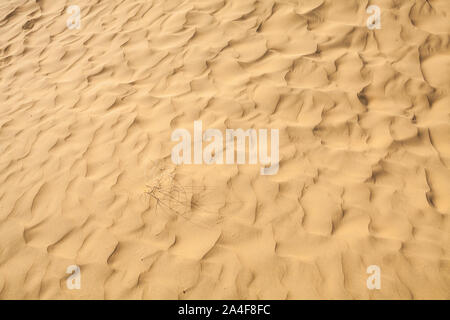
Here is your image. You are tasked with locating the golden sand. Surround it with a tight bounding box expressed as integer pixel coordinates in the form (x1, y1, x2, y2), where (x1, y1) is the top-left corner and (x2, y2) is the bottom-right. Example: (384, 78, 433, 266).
(0, 0, 449, 299)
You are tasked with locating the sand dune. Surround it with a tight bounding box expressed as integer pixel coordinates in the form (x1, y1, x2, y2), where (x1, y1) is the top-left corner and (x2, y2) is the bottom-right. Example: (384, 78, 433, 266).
(0, 0, 449, 299)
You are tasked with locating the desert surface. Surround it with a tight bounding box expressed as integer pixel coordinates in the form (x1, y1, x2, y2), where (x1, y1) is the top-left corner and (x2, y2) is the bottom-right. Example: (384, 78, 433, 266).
(0, 0, 449, 299)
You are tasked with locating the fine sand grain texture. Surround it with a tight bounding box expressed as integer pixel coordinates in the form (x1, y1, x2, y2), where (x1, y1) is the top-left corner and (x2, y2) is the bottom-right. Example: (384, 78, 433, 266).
(0, 0, 449, 299)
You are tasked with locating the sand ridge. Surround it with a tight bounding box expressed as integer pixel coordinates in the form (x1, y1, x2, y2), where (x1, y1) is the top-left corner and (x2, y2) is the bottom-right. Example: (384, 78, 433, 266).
(0, 0, 449, 299)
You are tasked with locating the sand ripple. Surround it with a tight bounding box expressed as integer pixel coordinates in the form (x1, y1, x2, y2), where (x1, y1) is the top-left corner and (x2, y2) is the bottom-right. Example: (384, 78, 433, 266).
(0, 0, 449, 299)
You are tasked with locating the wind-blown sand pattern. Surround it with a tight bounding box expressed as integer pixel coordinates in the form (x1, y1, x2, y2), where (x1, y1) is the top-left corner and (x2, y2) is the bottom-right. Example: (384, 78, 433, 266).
(0, 0, 449, 299)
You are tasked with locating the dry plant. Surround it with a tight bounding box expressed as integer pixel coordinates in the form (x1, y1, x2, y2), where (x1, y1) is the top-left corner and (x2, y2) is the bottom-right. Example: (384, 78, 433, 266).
(144, 170, 225, 228)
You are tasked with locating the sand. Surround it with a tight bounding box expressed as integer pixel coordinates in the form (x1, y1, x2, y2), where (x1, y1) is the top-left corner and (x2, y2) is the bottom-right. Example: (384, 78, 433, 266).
(0, 0, 449, 300)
